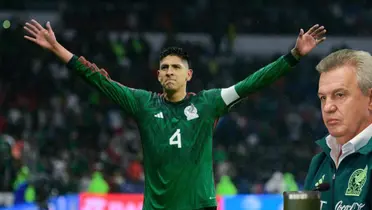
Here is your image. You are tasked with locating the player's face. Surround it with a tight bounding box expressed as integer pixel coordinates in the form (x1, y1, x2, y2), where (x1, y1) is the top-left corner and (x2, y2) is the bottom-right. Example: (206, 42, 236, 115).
(318, 65, 372, 144)
(158, 55, 193, 92)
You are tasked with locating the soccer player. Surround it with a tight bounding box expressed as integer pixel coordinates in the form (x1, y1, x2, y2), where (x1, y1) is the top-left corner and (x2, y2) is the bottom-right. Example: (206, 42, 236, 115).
(23, 20, 326, 210)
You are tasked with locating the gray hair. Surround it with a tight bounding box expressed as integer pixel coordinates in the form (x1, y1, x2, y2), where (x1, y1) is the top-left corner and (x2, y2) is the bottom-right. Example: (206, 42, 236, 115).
(316, 49, 372, 95)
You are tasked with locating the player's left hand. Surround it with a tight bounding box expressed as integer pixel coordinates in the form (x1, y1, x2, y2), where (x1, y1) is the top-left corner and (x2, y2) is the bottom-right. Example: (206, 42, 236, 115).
(293, 24, 327, 58)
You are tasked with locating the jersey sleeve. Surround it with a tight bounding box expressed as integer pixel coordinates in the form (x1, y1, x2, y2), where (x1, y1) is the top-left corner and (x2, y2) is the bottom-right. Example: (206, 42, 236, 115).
(205, 52, 299, 117)
(66, 55, 150, 117)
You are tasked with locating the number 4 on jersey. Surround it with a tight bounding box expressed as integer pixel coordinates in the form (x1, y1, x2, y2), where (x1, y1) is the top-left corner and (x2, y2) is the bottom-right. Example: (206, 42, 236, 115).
(169, 129, 182, 148)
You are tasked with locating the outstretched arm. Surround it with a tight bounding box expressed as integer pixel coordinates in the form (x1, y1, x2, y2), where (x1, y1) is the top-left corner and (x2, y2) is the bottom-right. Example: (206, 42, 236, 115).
(220, 52, 297, 107)
(224, 24, 326, 106)
(24, 20, 73, 63)
(206, 24, 327, 115)
(23, 20, 150, 116)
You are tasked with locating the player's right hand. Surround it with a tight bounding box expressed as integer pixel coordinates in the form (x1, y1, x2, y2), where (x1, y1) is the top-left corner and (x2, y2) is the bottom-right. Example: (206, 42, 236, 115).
(24, 19, 58, 51)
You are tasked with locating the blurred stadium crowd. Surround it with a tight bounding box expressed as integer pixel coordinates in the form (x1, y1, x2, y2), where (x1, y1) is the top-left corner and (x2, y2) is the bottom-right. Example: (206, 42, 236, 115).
(0, 0, 371, 202)
(2, 0, 372, 35)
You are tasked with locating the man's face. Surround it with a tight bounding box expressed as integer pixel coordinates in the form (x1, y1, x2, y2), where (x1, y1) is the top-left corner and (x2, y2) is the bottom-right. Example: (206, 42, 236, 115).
(158, 55, 192, 92)
(318, 65, 372, 144)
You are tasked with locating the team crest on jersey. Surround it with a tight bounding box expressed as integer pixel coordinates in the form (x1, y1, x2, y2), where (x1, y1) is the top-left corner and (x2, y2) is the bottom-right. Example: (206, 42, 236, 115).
(184, 104, 199, 120)
(345, 165, 368, 196)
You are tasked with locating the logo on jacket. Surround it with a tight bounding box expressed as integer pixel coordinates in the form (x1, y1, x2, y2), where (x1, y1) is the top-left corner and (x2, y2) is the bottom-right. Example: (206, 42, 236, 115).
(315, 174, 325, 188)
(345, 165, 368, 196)
(335, 201, 365, 210)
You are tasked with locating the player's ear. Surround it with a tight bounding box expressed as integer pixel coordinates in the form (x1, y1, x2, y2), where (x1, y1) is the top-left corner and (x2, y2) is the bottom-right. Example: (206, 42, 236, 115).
(157, 70, 161, 82)
(186, 69, 193, 81)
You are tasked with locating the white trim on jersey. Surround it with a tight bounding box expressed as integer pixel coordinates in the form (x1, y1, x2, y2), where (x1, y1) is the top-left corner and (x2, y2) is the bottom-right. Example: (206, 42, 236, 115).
(221, 85, 240, 106)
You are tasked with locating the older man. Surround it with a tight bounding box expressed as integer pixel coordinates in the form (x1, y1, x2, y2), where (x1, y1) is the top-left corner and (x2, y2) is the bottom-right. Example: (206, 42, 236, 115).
(304, 49, 372, 210)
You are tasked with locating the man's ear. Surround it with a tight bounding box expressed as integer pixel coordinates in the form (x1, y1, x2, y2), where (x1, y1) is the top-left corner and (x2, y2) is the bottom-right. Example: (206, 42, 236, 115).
(368, 88, 372, 111)
(187, 69, 193, 81)
(157, 70, 161, 82)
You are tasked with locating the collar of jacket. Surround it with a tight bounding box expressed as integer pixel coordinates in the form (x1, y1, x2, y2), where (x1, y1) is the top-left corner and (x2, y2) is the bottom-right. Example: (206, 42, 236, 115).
(316, 136, 372, 156)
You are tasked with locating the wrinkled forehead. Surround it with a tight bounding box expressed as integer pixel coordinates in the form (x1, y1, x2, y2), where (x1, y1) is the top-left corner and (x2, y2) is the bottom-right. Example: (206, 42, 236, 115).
(318, 65, 358, 93)
(160, 55, 189, 68)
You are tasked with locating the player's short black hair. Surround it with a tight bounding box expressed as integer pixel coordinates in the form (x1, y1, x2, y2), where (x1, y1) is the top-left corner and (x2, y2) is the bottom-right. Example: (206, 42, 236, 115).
(159, 47, 191, 67)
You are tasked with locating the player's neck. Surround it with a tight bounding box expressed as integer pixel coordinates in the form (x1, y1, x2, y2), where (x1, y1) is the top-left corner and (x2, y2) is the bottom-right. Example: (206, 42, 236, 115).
(163, 90, 187, 103)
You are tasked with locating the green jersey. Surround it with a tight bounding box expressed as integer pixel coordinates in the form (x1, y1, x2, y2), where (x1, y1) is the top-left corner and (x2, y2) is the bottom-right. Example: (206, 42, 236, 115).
(304, 137, 372, 210)
(67, 53, 298, 210)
